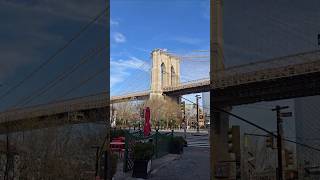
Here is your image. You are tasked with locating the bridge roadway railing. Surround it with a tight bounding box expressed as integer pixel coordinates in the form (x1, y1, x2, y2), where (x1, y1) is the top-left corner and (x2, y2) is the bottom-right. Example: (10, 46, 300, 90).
(163, 78, 210, 92)
(0, 90, 150, 123)
(0, 92, 109, 123)
(110, 91, 150, 101)
(163, 50, 320, 91)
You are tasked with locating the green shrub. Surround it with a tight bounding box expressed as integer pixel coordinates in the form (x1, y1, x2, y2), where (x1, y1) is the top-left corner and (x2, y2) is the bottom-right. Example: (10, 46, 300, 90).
(176, 136, 187, 146)
(133, 142, 154, 160)
(170, 136, 186, 154)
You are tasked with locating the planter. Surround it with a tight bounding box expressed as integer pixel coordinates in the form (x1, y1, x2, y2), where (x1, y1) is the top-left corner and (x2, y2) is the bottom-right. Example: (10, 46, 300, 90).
(170, 148, 182, 154)
(132, 159, 152, 179)
(170, 136, 185, 154)
(170, 142, 183, 154)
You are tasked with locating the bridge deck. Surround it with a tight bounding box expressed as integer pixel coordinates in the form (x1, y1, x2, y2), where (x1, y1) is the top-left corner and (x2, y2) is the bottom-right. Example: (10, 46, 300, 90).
(0, 93, 109, 123)
(163, 50, 320, 94)
(0, 50, 320, 125)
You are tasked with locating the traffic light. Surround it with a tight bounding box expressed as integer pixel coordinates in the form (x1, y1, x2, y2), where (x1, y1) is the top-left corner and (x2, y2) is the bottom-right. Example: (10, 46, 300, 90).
(285, 149, 294, 166)
(180, 101, 185, 117)
(227, 126, 241, 160)
(228, 128, 233, 153)
(140, 108, 144, 118)
(266, 135, 274, 148)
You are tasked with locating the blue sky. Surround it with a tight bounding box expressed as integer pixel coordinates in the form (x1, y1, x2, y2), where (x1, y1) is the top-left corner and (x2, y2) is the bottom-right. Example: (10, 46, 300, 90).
(0, 0, 107, 110)
(110, 0, 210, 96)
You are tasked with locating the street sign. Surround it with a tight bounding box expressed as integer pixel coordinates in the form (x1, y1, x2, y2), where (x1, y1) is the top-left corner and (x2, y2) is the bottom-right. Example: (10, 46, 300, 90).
(280, 112, 292, 117)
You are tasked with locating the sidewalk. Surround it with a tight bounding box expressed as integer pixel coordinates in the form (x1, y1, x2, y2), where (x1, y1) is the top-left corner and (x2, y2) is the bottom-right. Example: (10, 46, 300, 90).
(114, 154, 181, 180)
(158, 129, 209, 134)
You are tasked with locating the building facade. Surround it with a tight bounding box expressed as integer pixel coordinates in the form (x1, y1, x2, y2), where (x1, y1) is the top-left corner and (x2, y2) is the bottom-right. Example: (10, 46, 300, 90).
(295, 96, 320, 179)
(202, 92, 210, 128)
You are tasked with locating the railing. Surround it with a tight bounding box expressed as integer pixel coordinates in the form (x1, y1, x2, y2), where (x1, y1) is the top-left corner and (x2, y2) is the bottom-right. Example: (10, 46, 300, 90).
(163, 50, 320, 91)
(163, 78, 210, 92)
(123, 130, 172, 172)
(0, 92, 109, 122)
(111, 91, 150, 101)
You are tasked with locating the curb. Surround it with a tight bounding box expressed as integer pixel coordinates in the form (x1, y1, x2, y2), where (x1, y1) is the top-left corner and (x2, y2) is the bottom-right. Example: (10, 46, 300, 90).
(192, 133, 208, 136)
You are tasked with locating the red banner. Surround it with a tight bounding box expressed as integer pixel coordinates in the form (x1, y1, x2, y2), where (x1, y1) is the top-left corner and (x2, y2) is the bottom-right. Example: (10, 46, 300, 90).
(144, 107, 151, 136)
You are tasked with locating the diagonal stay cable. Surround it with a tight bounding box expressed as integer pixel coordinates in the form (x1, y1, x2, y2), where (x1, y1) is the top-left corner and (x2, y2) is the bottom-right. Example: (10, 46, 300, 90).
(13, 45, 105, 108)
(0, 7, 108, 102)
(56, 66, 108, 101)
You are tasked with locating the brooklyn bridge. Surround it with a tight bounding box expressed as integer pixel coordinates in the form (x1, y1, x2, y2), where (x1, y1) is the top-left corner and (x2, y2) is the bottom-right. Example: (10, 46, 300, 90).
(0, 0, 319, 179)
(0, 48, 319, 133)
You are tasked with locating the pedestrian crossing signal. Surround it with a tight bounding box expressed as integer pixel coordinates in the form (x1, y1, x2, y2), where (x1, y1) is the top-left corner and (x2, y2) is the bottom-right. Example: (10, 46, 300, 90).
(318, 34, 320, 46)
(180, 101, 186, 118)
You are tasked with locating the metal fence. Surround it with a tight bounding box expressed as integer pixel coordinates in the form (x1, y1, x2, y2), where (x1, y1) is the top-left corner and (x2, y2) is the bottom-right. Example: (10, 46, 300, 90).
(123, 130, 173, 172)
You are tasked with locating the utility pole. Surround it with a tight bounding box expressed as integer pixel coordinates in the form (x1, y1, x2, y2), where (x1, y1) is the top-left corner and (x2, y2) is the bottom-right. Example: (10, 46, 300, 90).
(272, 105, 289, 180)
(4, 133, 9, 180)
(195, 95, 201, 133)
(111, 103, 114, 127)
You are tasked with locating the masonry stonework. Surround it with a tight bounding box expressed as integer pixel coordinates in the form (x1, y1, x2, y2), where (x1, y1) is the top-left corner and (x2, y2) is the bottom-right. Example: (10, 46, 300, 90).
(150, 49, 180, 100)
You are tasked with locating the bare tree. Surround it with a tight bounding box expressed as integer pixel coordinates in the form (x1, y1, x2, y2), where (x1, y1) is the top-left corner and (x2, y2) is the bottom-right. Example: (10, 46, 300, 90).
(113, 101, 142, 128)
(4, 123, 107, 180)
(144, 97, 180, 130)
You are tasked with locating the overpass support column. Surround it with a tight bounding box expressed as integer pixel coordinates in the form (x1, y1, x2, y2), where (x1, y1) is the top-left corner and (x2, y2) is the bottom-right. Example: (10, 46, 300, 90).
(210, 105, 232, 179)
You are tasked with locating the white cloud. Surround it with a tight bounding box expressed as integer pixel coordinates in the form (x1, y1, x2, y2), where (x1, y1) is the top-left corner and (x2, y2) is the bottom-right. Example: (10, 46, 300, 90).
(111, 57, 149, 71)
(174, 36, 203, 45)
(113, 32, 126, 43)
(110, 57, 150, 88)
(110, 19, 119, 26)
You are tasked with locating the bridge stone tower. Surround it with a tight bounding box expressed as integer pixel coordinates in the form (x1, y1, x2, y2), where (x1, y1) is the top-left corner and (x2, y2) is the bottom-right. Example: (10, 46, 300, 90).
(150, 49, 180, 99)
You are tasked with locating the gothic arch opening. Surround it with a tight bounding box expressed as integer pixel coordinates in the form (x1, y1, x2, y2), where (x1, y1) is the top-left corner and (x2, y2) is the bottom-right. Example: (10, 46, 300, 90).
(161, 63, 166, 87)
(171, 66, 175, 86)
